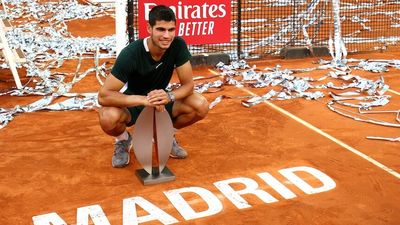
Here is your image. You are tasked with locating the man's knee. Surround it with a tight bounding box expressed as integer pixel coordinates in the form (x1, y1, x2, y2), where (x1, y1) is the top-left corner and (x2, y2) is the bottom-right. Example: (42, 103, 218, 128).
(192, 94, 209, 119)
(99, 107, 127, 131)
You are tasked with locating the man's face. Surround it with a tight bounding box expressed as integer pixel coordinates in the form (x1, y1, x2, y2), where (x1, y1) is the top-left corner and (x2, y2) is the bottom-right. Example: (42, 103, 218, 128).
(148, 20, 176, 50)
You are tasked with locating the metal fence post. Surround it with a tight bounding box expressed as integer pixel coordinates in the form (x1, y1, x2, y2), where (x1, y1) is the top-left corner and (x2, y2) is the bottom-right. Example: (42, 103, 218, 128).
(127, 0, 134, 43)
(237, 0, 242, 59)
(290, 0, 297, 47)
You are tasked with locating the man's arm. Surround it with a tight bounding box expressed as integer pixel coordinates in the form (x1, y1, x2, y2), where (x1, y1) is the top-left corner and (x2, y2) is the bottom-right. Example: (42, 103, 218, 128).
(173, 60, 194, 100)
(98, 74, 147, 107)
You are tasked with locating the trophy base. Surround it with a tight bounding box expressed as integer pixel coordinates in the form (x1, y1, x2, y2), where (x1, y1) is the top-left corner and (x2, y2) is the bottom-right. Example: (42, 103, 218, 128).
(136, 167, 176, 185)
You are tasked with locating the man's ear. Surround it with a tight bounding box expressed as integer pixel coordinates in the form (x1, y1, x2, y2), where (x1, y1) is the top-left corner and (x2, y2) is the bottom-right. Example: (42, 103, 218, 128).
(146, 23, 151, 34)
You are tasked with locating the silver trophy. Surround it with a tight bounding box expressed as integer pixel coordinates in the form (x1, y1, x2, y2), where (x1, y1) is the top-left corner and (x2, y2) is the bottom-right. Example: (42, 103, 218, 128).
(132, 106, 175, 185)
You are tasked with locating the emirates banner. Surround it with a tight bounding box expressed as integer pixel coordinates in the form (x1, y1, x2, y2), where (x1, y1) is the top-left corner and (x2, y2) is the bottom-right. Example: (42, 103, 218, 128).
(138, 0, 231, 44)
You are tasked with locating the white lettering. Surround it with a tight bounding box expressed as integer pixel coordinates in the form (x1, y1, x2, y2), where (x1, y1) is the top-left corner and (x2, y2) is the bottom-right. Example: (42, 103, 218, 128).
(184, 22, 190, 36)
(32, 212, 67, 225)
(123, 196, 178, 225)
(214, 177, 278, 209)
(178, 23, 185, 36)
(257, 172, 297, 199)
(32, 166, 336, 224)
(164, 2, 227, 20)
(200, 22, 207, 35)
(177, 21, 215, 36)
(183, 5, 193, 19)
(177, 1, 183, 19)
(192, 22, 199, 35)
(76, 205, 110, 225)
(219, 4, 227, 17)
(191, 5, 201, 19)
(208, 21, 214, 35)
(164, 187, 223, 221)
(208, 4, 218, 18)
(279, 166, 336, 194)
(201, 3, 209, 18)
(144, 3, 157, 21)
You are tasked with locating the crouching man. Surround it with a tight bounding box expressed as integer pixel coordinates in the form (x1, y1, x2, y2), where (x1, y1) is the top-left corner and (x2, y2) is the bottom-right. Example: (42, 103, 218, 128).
(98, 5, 209, 168)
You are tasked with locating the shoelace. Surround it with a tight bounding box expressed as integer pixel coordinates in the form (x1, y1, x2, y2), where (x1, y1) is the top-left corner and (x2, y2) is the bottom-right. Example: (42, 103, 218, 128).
(114, 140, 129, 154)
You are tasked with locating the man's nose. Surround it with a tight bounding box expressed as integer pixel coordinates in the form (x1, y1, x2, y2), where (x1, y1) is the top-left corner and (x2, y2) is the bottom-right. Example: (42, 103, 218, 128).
(163, 31, 168, 37)
(163, 31, 171, 38)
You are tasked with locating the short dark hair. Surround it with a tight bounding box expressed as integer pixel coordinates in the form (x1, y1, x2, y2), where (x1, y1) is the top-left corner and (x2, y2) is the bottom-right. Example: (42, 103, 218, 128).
(148, 5, 176, 26)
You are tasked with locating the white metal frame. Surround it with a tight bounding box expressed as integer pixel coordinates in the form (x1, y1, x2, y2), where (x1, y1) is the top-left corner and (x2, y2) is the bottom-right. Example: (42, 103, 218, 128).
(115, 0, 128, 56)
(0, 19, 23, 89)
(86, 0, 128, 57)
(85, 0, 115, 7)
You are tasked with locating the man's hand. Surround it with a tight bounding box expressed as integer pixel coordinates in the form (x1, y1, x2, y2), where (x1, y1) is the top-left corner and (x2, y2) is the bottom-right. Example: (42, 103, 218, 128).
(147, 89, 170, 106)
(139, 94, 165, 112)
(154, 105, 166, 112)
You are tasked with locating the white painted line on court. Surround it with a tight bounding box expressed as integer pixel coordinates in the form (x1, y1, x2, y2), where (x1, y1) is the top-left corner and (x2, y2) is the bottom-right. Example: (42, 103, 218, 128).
(388, 89, 400, 96)
(245, 89, 400, 179)
(208, 69, 400, 179)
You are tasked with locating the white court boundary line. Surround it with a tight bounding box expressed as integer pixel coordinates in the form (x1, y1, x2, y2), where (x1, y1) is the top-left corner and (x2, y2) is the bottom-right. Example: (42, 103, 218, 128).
(388, 89, 400, 96)
(208, 69, 400, 179)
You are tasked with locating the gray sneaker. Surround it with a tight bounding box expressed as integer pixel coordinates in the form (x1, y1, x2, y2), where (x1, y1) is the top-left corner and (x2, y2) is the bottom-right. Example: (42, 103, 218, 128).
(112, 133, 132, 168)
(170, 137, 188, 159)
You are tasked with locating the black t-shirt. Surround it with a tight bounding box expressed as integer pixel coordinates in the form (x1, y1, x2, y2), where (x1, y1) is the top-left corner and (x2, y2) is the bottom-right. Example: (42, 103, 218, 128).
(111, 36, 191, 95)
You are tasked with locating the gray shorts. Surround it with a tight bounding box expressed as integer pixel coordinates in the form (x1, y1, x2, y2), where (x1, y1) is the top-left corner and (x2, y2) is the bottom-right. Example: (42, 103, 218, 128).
(126, 102, 174, 127)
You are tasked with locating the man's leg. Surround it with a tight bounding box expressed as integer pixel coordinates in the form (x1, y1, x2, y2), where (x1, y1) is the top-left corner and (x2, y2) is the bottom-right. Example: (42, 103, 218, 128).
(172, 93, 209, 129)
(169, 93, 209, 158)
(99, 107, 133, 168)
(99, 107, 131, 136)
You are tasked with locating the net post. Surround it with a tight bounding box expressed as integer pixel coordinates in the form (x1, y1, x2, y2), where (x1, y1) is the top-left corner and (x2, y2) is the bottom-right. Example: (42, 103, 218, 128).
(127, 0, 134, 43)
(115, 0, 128, 57)
(237, 0, 242, 60)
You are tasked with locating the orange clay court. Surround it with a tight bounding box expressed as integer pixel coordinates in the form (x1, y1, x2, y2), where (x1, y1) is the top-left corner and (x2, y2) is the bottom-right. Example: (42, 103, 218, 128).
(0, 3, 400, 225)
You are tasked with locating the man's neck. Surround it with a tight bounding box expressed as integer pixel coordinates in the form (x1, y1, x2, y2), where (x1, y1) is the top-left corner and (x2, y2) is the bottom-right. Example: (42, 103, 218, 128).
(147, 38, 165, 61)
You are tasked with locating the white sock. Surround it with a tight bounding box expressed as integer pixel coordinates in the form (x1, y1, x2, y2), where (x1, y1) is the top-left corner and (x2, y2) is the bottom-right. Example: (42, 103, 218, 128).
(116, 131, 129, 142)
